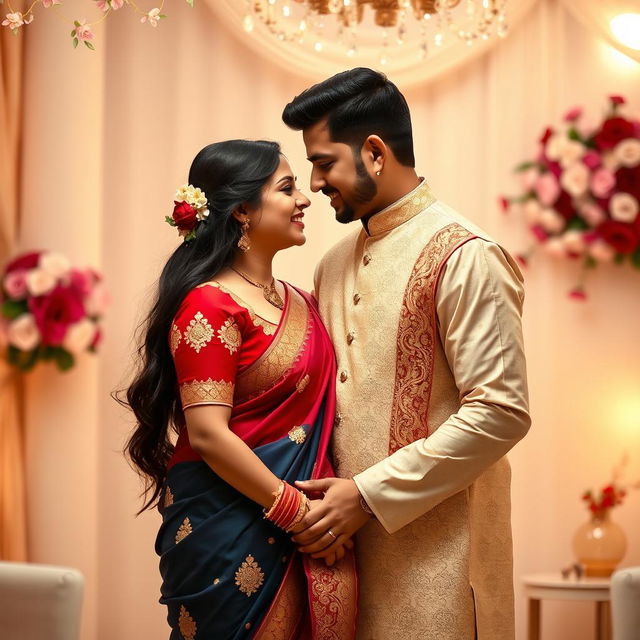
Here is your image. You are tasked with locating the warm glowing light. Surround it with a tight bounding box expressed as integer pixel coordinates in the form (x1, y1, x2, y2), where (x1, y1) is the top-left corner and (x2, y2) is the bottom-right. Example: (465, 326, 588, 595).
(610, 13, 640, 51)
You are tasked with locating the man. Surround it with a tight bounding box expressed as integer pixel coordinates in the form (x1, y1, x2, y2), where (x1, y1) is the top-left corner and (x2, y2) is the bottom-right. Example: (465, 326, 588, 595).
(282, 68, 531, 640)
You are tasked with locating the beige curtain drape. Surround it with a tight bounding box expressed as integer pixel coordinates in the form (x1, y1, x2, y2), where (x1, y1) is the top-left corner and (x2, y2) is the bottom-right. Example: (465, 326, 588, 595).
(0, 4, 28, 562)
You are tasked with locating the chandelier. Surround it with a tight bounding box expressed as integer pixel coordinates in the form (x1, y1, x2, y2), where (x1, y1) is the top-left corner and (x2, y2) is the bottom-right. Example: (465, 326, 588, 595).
(242, 0, 509, 62)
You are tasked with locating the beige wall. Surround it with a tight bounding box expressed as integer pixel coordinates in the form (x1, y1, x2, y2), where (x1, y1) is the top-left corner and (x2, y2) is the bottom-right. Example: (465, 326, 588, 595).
(12, 0, 640, 638)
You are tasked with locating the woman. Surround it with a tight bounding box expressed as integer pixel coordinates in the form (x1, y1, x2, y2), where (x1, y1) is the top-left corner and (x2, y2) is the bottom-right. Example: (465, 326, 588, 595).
(123, 140, 357, 639)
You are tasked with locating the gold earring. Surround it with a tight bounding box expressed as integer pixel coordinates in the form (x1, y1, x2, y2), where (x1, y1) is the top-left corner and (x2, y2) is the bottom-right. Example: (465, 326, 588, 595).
(238, 220, 251, 252)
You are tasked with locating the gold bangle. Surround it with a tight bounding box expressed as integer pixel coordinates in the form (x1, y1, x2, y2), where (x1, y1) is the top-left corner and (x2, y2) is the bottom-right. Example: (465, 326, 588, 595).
(264, 480, 285, 519)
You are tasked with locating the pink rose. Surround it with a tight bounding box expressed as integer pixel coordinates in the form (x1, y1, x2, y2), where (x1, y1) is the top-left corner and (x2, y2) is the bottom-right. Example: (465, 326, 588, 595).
(591, 168, 616, 198)
(84, 281, 110, 317)
(582, 151, 601, 171)
(568, 288, 587, 301)
(530, 225, 549, 243)
(3, 270, 28, 300)
(564, 107, 582, 122)
(579, 202, 606, 227)
(68, 269, 93, 298)
(28, 286, 85, 346)
(535, 173, 560, 206)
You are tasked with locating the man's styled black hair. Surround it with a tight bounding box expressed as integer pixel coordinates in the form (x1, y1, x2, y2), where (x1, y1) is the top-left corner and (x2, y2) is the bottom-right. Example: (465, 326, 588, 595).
(282, 67, 415, 168)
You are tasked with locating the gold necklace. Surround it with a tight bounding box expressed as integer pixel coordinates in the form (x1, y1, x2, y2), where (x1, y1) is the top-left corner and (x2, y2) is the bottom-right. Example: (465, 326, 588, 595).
(231, 267, 284, 310)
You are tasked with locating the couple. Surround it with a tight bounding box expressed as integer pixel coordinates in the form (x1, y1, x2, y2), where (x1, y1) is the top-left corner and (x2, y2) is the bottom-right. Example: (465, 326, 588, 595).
(124, 68, 530, 640)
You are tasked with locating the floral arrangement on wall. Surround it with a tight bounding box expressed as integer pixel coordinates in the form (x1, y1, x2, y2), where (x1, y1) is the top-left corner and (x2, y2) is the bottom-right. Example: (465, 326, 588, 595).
(501, 95, 640, 299)
(1, 0, 195, 48)
(0, 251, 109, 372)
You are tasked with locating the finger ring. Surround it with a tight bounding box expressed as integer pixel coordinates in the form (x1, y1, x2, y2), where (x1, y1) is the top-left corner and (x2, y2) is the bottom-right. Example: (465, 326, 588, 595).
(328, 529, 337, 540)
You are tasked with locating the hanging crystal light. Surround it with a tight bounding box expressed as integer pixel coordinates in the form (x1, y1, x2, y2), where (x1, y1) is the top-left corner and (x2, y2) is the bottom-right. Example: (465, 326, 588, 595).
(243, 0, 509, 60)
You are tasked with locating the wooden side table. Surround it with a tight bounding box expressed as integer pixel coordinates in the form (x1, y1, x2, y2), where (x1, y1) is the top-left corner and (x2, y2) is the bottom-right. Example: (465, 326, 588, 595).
(522, 573, 611, 640)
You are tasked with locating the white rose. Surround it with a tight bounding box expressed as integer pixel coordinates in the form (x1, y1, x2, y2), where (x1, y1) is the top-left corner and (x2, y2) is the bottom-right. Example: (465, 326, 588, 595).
(539, 208, 566, 234)
(26, 268, 56, 296)
(545, 134, 566, 161)
(560, 162, 590, 197)
(39, 252, 71, 279)
(7, 314, 40, 351)
(614, 139, 640, 168)
(610, 193, 639, 223)
(544, 237, 566, 258)
(562, 230, 587, 254)
(523, 199, 542, 225)
(62, 318, 97, 355)
(559, 140, 585, 168)
(589, 240, 616, 263)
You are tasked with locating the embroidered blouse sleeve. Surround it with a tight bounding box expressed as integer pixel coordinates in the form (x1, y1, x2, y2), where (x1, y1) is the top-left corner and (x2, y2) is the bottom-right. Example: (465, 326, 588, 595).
(170, 286, 243, 410)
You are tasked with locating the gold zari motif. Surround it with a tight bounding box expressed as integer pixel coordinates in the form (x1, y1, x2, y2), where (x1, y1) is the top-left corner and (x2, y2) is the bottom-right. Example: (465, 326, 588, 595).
(217, 317, 241, 354)
(288, 425, 306, 444)
(180, 378, 234, 408)
(235, 554, 265, 597)
(178, 605, 197, 640)
(296, 374, 310, 393)
(184, 311, 213, 353)
(164, 486, 174, 508)
(175, 517, 192, 544)
(170, 324, 181, 356)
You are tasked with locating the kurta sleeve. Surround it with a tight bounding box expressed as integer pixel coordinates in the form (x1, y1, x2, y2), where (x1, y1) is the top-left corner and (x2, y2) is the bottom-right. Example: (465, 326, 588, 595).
(170, 286, 242, 410)
(353, 238, 531, 534)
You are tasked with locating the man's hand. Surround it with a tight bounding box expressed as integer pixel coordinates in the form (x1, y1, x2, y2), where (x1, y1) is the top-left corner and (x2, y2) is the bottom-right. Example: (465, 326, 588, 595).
(292, 478, 371, 562)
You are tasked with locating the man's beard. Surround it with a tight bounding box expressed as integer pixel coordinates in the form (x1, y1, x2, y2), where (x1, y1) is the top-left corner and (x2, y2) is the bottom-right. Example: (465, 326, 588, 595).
(335, 153, 377, 224)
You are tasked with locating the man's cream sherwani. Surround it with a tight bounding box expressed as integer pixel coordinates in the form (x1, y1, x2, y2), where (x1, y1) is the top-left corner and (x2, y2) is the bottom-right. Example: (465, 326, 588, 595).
(314, 180, 531, 640)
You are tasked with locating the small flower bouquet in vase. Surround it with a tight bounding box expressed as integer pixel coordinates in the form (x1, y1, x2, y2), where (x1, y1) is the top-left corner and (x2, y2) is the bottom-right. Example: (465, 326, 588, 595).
(0, 251, 109, 372)
(501, 95, 640, 299)
(573, 456, 639, 577)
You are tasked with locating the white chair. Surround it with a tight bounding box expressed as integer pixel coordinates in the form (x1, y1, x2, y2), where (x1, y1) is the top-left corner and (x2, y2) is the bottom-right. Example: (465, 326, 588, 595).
(611, 566, 640, 640)
(0, 562, 84, 640)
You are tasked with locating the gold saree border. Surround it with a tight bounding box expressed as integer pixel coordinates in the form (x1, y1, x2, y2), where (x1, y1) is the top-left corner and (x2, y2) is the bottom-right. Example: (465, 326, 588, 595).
(253, 555, 306, 640)
(308, 552, 358, 640)
(180, 378, 234, 409)
(388, 223, 476, 454)
(235, 285, 310, 402)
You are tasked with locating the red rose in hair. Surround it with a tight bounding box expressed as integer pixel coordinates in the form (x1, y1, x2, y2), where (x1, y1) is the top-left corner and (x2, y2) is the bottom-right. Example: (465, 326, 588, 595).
(594, 117, 636, 150)
(616, 166, 640, 199)
(596, 220, 639, 254)
(28, 285, 85, 346)
(172, 201, 198, 232)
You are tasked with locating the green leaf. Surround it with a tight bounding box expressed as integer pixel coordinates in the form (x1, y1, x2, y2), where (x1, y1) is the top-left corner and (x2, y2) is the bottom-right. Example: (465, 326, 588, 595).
(70, 29, 76, 36)
(160, 14, 167, 18)
(74, 20, 80, 27)
(54, 348, 75, 372)
(514, 161, 537, 173)
(585, 255, 597, 269)
(7, 345, 39, 372)
(186, 0, 194, 6)
(1, 299, 28, 320)
(566, 217, 589, 231)
(73, 37, 79, 48)
(85, 40, 95, 50)
(567, 128, 582, 142)
(631, 249, 640, 270)
(165, 216, 176, 226)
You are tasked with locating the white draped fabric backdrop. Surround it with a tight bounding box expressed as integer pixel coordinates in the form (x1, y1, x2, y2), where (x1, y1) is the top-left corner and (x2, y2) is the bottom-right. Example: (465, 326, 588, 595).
(13, 0, 640, 637)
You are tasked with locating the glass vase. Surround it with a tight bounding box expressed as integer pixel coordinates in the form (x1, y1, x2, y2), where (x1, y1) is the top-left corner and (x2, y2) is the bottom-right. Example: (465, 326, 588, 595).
(572, 509, 627, 577)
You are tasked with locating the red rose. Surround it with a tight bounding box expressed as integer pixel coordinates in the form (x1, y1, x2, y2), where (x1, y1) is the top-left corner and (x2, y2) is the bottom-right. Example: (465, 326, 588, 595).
(609, 95, 625, 106)
(616, 166, 640, 199)
(28, 285, 85, 346)
(554, 191, 576, 220)
(172, 201, 198, 232)
(596, 220, 640, 254)
(594, 117, 636, 150)
(5, 251, 42, 274)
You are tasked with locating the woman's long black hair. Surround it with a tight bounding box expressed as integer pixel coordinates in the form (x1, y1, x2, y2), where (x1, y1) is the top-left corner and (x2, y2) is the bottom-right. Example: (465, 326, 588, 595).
(118, 139, 281, 513)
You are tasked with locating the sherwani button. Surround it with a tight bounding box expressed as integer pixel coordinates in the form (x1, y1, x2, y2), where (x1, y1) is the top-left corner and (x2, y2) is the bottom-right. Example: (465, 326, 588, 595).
(363, 254, 372, 265)
(347, 332, 355, 345)
(353, 293, 361, 305)
(339, 371, 348, 383)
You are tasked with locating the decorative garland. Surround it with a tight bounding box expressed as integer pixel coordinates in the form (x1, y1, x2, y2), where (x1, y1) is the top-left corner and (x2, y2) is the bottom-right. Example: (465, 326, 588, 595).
(501, 96, 640, 300)
(1, 0, 194, 48)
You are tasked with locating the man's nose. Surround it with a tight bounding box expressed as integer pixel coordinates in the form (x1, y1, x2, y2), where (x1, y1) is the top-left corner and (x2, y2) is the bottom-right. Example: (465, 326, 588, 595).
(310, 170, 324, 193)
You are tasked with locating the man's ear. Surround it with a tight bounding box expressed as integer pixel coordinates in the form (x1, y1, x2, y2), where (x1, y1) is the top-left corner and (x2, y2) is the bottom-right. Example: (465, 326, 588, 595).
(363, 135, 387, 173)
